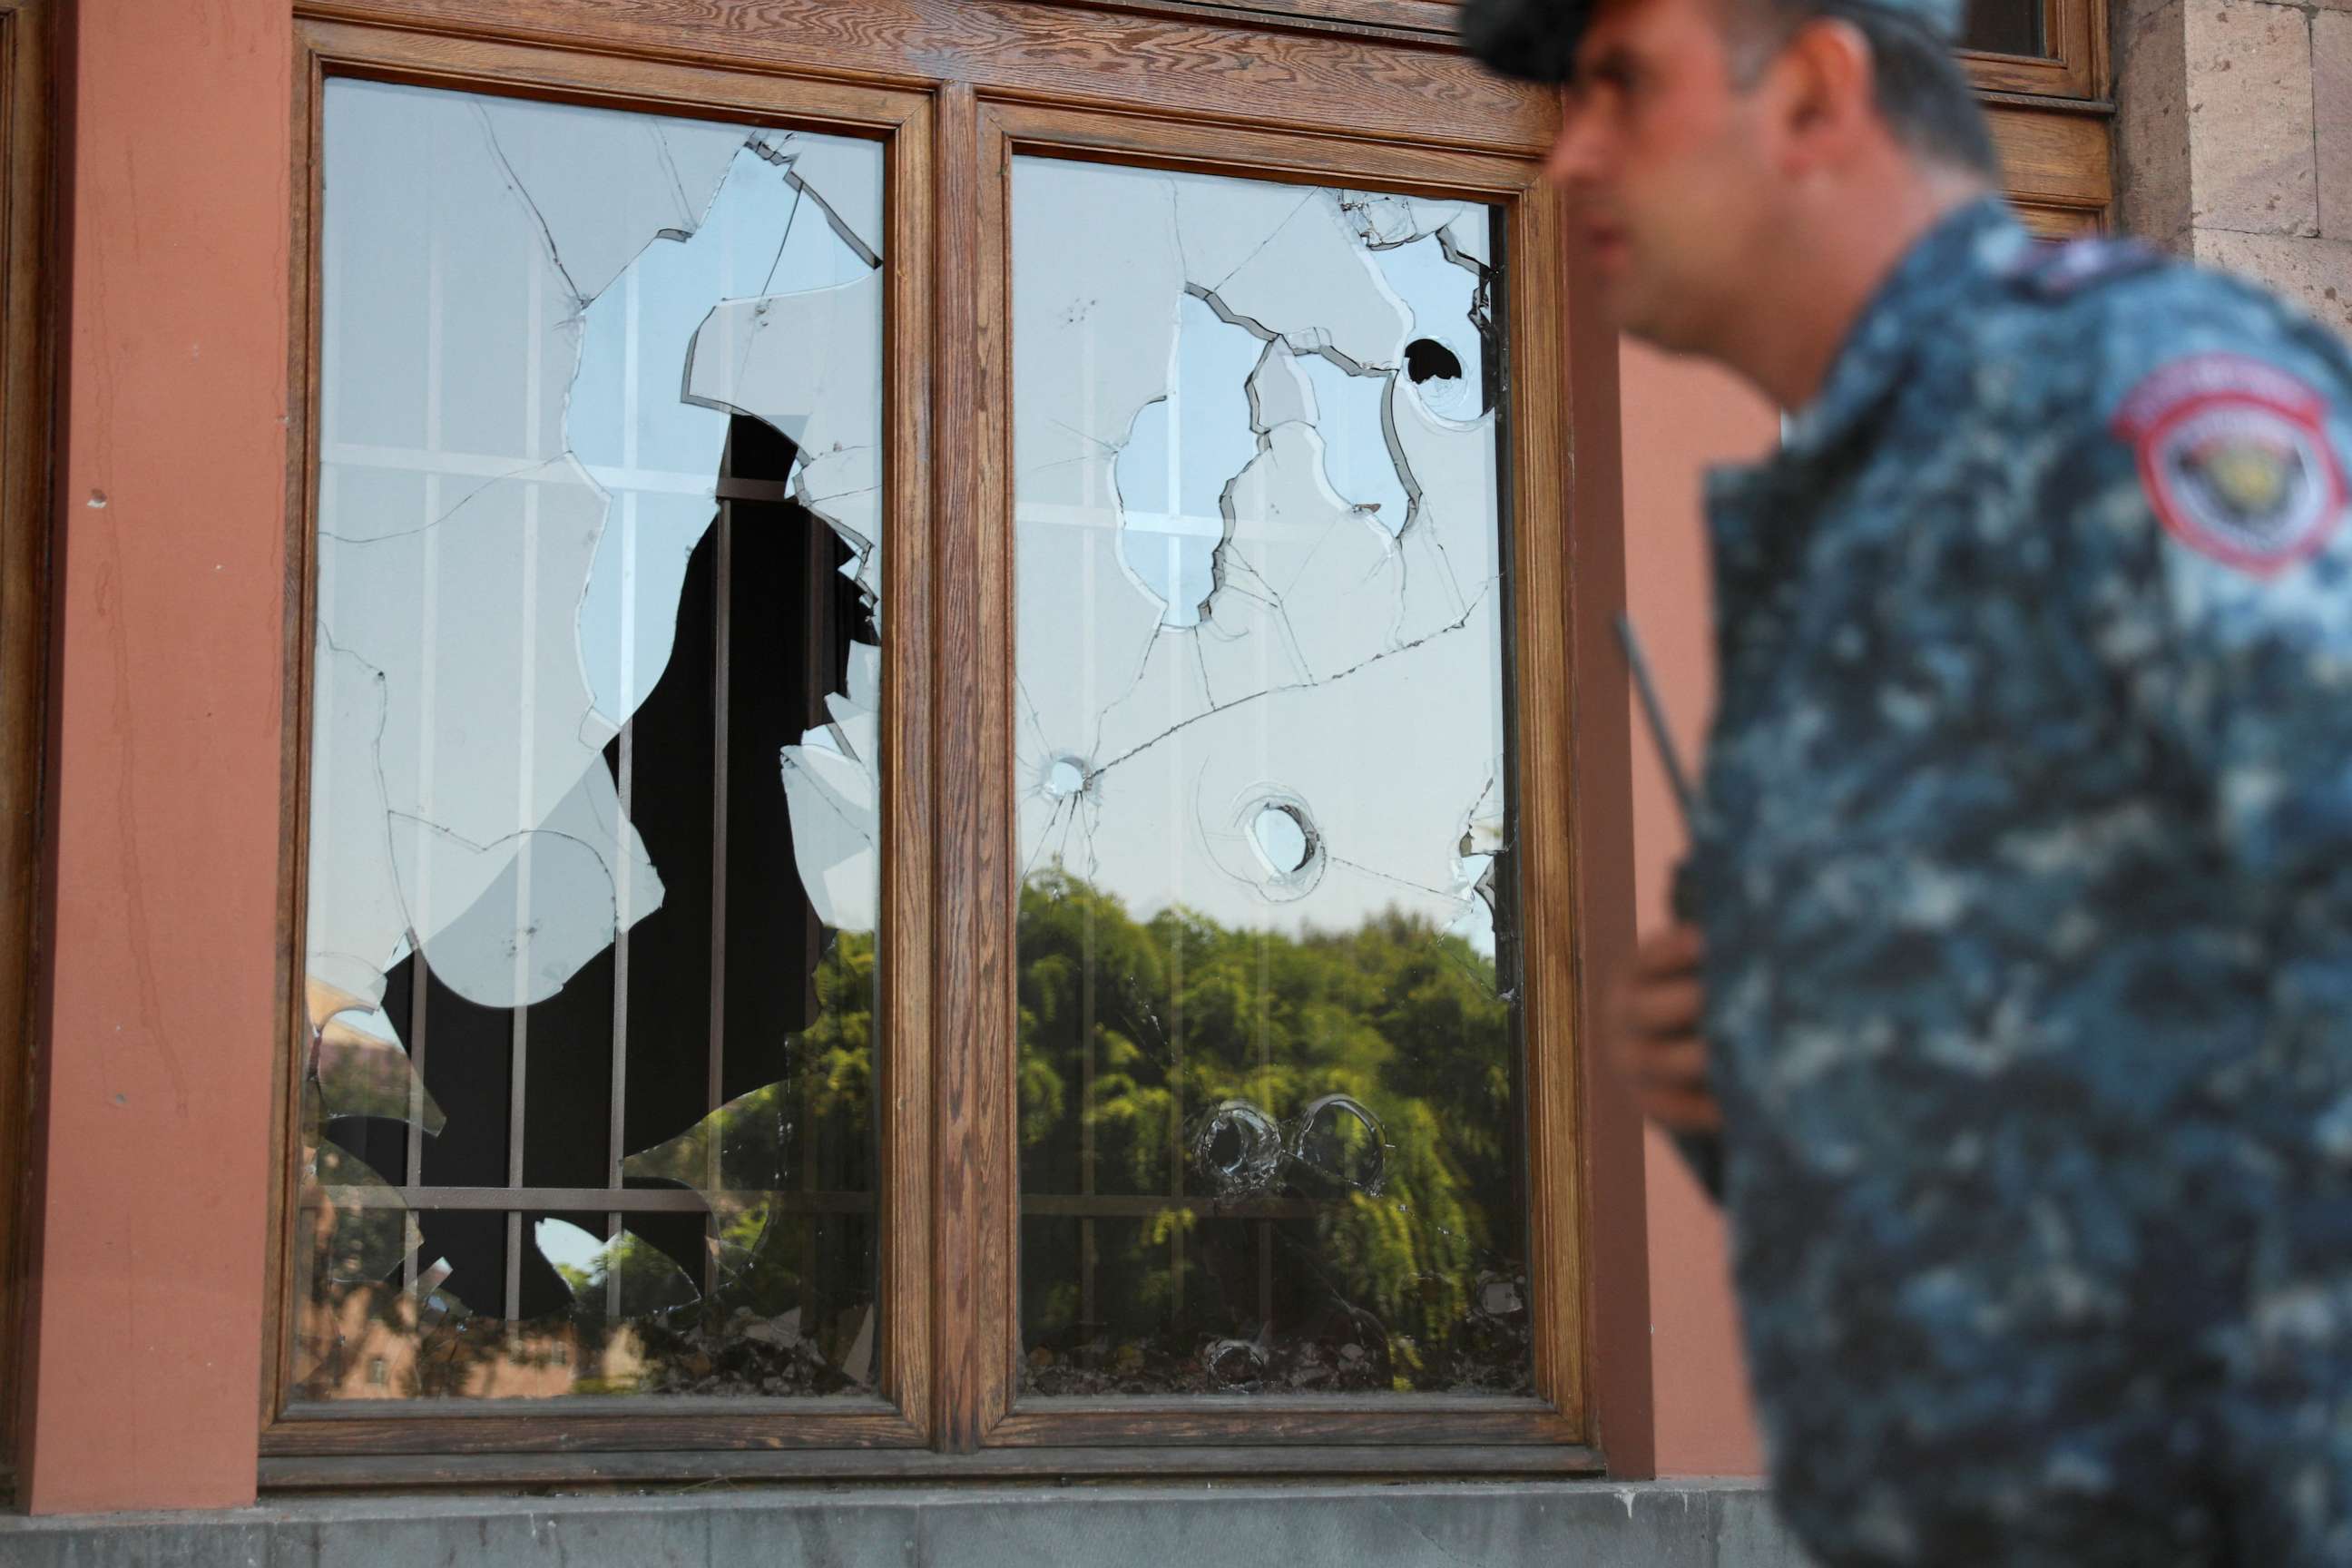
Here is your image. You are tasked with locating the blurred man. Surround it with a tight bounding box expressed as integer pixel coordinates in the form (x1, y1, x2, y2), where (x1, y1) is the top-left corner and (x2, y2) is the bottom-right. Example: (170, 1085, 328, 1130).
(1461, 0, 2352, 1559)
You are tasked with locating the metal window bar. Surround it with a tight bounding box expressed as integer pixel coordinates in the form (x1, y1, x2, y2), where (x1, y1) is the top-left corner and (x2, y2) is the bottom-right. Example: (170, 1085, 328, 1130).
(313, 1190, 1328, 1220)
(1079, 895, 1098, 1361)
(608, 264, 644, 1326)
(706, 485, 733, 1303)
(312, 264, 909, 1391)
(397, 223, 448, 1311)
(403, 946, 428, 1303)
(799, 513, 828, 1346)
(308, 241, 880, 1360)
(610, 701, 632, 1323)
(1168, 922, 1185, 1330)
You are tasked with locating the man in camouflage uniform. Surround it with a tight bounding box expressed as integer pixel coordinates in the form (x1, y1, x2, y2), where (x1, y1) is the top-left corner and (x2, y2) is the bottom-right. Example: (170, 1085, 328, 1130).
(1461, 0, 2352, 1558)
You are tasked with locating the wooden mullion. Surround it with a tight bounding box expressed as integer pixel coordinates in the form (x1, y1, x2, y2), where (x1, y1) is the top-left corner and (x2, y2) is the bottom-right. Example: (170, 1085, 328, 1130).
(1504, 178, 1592, 1444)
(879, 80, 938, 1442)
(935, 78, 1017, 1453)
(295, 1185, 880, 1213)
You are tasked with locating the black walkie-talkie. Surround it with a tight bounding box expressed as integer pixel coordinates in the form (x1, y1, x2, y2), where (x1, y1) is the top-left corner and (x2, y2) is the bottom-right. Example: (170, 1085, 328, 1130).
(1614, 615, 1726, 1203)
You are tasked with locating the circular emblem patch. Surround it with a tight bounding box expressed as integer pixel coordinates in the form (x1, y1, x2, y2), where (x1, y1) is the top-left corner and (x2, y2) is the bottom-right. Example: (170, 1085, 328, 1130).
(2113, 354, 2347, 577)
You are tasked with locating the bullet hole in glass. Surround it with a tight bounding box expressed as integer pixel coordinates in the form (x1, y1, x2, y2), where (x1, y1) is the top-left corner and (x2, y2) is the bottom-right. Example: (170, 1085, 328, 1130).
(1042, 754, 1090, 801)
(1404, 337, 1464, 387)
(1251, 804, 1312, 874)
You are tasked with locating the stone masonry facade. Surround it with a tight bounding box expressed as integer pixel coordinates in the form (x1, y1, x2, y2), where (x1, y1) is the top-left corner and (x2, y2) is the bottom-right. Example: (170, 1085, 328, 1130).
(2119, 0, 2352, 328)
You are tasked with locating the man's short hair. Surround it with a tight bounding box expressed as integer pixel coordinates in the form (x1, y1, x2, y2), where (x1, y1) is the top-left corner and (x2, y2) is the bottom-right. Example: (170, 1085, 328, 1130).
(1730, 0, 2002, 178)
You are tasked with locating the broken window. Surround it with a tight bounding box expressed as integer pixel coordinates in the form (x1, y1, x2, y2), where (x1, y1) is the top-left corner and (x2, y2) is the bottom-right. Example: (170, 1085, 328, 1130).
(1011, 158, 1530, 1396)
(293, 80, 886, 1400)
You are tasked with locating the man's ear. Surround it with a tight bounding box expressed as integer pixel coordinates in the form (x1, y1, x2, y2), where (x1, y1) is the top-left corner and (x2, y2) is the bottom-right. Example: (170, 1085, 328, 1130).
(1766, 16, 1876, 172)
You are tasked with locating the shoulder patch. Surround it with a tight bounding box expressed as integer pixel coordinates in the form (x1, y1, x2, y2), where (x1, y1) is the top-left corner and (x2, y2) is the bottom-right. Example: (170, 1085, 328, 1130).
(2003, 236, 2161, 299)
(2113, 353, 2347, 576)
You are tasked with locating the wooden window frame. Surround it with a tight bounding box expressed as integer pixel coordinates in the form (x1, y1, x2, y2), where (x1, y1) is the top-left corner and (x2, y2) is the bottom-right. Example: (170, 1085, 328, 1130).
(0, 0, 54, 1509)
(1960, 0, 2106, 103)
(1013, 0, 2108, 104)
(961, 103, 1587, 1456)
(1988, 101, 2113, 239)
(1964, 0, 2117, 231)
(263, 20, 939, 1469)
(263, 0, 1646, 1489)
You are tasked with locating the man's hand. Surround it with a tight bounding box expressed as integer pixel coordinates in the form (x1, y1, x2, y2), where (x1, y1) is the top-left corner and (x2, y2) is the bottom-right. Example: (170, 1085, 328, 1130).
(1607, 925, 1721, 1133)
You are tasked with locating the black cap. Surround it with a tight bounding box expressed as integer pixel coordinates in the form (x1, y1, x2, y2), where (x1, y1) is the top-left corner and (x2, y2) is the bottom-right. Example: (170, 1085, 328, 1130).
(1458, 0, 1594, 83)
(1458, 0, 1964, 82)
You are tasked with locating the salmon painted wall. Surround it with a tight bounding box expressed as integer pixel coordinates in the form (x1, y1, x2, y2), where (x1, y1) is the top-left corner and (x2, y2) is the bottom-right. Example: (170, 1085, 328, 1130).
(19, 0, 291, 1513)
(1620, 339, 1777, 1477)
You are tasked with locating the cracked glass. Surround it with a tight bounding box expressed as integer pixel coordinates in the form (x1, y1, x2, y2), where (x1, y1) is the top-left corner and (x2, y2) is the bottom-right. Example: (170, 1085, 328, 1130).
(1012, 157, 1531, 1396)
(293, 80, 884, 1400)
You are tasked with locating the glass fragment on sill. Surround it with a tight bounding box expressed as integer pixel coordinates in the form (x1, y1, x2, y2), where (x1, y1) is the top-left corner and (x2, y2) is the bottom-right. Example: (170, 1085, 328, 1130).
(1012, 157, 1529, 1398)
(296, 79, 883, 1402)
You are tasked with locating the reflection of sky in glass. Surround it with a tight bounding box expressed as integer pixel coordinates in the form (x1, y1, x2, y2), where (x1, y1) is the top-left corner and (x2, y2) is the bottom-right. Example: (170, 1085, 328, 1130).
(1112, 294, 1260, 627)
(1290, 354, 1409, 525)
(1014, 162, 1513, 962)
(571, 142, 881, 725)
(535, 1217, 606, 1278)
(1102, 227, 1490, 625)
(1371, 234, 1485, 424)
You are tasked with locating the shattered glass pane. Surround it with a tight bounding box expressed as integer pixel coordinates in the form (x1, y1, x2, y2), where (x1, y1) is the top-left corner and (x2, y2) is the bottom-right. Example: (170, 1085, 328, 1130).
(292, 80, 883, 1401)
(1012, 158, 1530, 1396)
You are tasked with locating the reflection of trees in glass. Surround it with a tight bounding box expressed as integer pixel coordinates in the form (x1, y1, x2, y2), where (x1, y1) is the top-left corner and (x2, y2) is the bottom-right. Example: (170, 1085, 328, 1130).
(295, 932, 880, 1401)
(1018, 868, 1532, 1396)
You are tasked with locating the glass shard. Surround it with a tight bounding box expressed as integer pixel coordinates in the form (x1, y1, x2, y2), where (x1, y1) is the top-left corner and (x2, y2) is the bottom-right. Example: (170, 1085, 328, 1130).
(779, 637, 883, 934)
(1369, 234, 1491, 423)
(1338, 191, 1465, 250)
(315, 1000, 445, 1136)
(304, 637, 409, 1009)
(472, 95, 748, 306)
(683, 273, 886, 584)
(569, 144, 807, 727)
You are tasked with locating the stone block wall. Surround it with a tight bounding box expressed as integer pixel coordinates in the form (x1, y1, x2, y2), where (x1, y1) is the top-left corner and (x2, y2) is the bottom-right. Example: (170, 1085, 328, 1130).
(2119, 0, 2352, 331)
